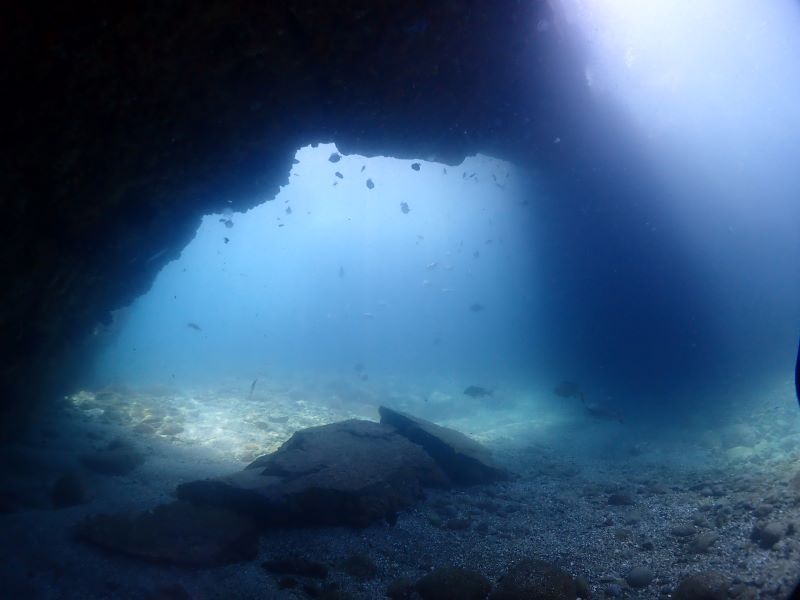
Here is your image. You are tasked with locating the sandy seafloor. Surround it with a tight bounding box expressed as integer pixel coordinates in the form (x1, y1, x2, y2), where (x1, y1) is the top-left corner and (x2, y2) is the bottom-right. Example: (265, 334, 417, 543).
(2, 374, 800, 600)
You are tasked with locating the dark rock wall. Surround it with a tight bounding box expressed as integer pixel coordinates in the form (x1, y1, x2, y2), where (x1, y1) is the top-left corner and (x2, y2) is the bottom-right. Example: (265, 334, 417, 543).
(0, 1, 710, 432)
(0, 1, 577, 430)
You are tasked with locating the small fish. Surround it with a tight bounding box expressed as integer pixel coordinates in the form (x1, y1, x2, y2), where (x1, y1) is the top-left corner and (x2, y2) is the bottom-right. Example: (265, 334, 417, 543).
(249, 378, 258, 398)
(335, 172, 343, 179)
(187, 322, 202, 331)
(223, 237, 229, 244)
(411, 162, 421, 171)
(469, 303, 485, 312)
(361, 165, 366, 172)
(219, 218, 234, 228)
(366, 178, 375, 190)
(329, 152, 341, 163)
(338, 266, 345, 278)
(286, 206, 292, 215)
(464, 385, 493, 398)
(443, 167, 447, 175)
(400, 202, 410, 214)
(473, 250, 480, 259)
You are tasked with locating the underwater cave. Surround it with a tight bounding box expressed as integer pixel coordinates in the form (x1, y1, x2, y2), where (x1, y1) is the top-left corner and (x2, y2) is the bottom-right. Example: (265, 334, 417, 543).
(2, 1, 800, 599)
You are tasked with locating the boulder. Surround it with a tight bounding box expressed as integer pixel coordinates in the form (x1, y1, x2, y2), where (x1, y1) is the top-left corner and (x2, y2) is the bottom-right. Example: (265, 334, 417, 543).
(379, 406, 511, 484)
(78, 501, 258, 566)
(416, 566, 492, 600)
(177, 419, 447, 528)
(491, 559, 576, 600)
(672, 572, 729, 600)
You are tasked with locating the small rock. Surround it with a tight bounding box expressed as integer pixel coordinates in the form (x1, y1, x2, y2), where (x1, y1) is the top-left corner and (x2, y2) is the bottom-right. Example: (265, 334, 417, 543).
(604, 583, 623, 597)
(608, 493, 635, 506)
(689, 532, 718, 554)
(640, 541, 655, 551)
(626, 567, 653, 589)
(750, 521, 784, 549)
(673, 571, 729, 600)
(416, 567, 491, 600)
(445, 517, 471, 531)
(490, 559, 575, 600)
(671, 524, 696, 537)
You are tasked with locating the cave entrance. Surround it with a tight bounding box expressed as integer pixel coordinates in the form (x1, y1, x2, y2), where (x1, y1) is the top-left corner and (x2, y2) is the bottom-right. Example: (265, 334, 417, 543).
(83, 143, 563, 459)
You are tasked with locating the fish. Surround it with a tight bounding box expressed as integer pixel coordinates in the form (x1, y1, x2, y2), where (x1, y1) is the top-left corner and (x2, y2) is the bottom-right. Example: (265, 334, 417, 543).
(411, 163, 421, 171)
(285, 206, 292, 214)
(464, 385, 493, 398)
(219, 218, 234, 228)
(223, 237, 229, 244)
(400, 202, 410, 214)
(335, 171, 343, 179)
(329, 152, 341, 163)
(554, 381, 585, 403)
(338, 266, 345, 278)
(361, 165, 366, 172)
(249, 378, 258, 398)
(366, 178, 375, 189)
(187, 322, 202, 331)
(469, 303, 485, 312)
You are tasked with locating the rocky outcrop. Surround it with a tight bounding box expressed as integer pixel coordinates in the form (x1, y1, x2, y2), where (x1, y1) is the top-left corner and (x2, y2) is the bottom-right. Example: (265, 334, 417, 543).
(177, 419, 447, 528)
(379, 406, 510, 484)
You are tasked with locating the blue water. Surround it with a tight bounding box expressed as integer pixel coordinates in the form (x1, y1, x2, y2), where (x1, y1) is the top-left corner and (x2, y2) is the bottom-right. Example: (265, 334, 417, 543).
(93, 148, 548, 398)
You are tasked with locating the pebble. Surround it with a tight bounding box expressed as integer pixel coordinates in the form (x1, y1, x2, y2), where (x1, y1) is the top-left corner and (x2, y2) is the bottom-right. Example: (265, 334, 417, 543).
(689, 532, 719, 554)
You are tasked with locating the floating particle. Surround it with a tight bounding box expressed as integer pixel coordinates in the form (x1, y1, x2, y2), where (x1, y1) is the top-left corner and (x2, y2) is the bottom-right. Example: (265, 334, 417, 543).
(366, 179, 375, 190)
(329, 152, 341, 163)
(411, 163, 421, 171)
(400, 202, 410, 214)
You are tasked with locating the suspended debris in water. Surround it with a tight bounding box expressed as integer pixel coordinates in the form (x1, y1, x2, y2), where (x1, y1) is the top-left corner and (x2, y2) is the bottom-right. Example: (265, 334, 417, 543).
(400, 202, 410, 214)
(223, 237, 229, 244)
(335, 172, 344, 179)
(187, 322, 202, 332)
(249, 379, 258, 399)
(286, 206, 292, 215)
(469, 303, 485, 312)
(366, 179, 375, 190)
(329, 152, 341, 163)
(411, 162, 421, 171)
(554, 381, 585, 403)
(463, 385, 493, 398)
(339, 265, 345, 278)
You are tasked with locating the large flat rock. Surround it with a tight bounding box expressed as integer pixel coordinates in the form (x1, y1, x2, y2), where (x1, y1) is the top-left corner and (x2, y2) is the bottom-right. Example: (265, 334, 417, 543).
(379, 406, 511, 485)
(177, 419, 447, 528)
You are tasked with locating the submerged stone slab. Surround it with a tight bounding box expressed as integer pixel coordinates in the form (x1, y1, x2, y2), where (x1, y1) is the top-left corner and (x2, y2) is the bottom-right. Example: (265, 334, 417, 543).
(177, 419, 447, 528)
(78, 501, 258, 566)
(379, 406, 511, 485)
